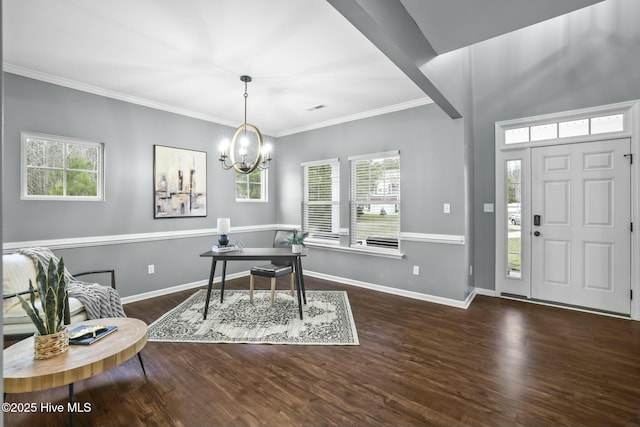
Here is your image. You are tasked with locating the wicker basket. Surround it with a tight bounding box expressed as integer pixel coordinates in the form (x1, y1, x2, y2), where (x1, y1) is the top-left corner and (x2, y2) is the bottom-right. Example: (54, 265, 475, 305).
(34, 327, 69, 360)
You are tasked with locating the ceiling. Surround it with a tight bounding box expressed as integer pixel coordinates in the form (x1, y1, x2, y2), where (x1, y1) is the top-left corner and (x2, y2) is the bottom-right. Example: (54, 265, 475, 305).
(2, 0, 604, 137)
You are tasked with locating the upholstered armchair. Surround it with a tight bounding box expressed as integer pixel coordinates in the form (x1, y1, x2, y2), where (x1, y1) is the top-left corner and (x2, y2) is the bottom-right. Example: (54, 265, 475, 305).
(3, 249, 124, 340)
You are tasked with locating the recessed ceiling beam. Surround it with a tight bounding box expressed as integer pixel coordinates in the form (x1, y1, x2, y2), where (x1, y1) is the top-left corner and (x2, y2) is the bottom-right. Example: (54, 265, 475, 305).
(327, 0, 462, 119)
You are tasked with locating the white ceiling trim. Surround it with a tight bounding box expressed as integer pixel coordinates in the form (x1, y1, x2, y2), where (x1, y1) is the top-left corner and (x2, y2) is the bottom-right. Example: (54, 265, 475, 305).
(274, 97, 433, 137)
(3, 62, 239, 130)
(5, 62, 433, 139)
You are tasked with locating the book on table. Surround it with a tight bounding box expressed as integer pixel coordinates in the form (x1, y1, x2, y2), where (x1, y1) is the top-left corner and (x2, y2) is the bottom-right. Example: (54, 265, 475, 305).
(68, 324, 118, 345)
(211, 244, 239, 252)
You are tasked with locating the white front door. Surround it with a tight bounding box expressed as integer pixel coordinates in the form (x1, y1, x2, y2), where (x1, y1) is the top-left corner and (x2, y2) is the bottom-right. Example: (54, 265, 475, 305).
(531, 138, 631, 315)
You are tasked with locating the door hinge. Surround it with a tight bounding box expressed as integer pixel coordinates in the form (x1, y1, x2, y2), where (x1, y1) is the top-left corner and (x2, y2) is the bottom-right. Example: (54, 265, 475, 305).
(632, 222, 634, 232)
(631, 289, 633, 300)
(624, 153, 633, 164)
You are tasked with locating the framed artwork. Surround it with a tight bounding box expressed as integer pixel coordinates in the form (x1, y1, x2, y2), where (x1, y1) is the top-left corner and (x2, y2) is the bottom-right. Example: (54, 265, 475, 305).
(154, 145, 207, 218)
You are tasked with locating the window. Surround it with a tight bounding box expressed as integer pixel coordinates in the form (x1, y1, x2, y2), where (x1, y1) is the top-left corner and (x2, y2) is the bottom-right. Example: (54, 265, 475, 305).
(302, 159, 340, 242)
(504, 113, 625, 144)
(235, 168, 267, 202)
(349, 151, 400, 250)
(21, 132, 104, 200)
(506, 160, 522, 278)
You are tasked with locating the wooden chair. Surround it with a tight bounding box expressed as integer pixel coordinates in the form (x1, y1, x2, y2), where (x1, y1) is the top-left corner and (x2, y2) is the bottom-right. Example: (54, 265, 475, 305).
(249, 230, 296, 305)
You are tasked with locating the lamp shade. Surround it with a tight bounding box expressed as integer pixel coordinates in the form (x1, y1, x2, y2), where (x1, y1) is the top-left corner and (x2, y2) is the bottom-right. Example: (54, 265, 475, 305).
(217, 218, 231, 234)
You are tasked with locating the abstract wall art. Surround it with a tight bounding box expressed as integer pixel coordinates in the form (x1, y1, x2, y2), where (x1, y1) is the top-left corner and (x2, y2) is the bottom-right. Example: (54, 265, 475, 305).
(153, 145, 207, 218)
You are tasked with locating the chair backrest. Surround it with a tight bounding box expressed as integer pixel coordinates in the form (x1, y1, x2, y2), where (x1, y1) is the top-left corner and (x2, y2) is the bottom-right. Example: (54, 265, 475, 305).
(272, 229, 295, 266)
(274, 229, 295, 248)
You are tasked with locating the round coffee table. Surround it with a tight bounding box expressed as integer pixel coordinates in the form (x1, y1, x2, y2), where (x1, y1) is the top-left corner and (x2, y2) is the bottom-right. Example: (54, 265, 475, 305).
(3, 317, 147, 426)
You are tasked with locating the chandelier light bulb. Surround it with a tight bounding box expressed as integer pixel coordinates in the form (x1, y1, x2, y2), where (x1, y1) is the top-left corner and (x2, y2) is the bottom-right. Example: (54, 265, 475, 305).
(219, 139, 230, 155)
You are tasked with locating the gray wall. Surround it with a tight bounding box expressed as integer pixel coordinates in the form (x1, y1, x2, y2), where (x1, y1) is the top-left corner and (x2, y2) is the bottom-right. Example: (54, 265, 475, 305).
(421, 46, 476, 296)
(3, 73, 278, 297)
(276, 104, 470, 301)
(469, 0, 640, 290)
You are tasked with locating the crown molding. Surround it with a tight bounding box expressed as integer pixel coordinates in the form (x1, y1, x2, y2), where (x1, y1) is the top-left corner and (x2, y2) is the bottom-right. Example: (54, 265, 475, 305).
(3, 63, 239, 129)
(4, 63, 430, 138)
(274, 97, 434, 137)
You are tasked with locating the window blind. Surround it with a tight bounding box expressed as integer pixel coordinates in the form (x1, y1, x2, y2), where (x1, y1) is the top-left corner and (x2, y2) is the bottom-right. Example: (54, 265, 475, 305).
(349, 151, 400, 249)
(302, 159, 340, 241)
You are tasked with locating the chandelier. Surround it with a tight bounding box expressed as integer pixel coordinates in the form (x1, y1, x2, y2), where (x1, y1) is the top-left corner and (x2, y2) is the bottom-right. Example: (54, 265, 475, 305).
(218, 75, 272, 174)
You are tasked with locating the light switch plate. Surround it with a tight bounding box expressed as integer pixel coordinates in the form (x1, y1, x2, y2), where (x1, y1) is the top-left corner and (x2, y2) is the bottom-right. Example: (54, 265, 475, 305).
(443, 203, 451, 214)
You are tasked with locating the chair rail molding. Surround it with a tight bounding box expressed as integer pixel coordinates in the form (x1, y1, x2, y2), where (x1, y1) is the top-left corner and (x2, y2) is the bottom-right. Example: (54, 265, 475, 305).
(399, 232, 465, 245)
(3, 224, 292, 252)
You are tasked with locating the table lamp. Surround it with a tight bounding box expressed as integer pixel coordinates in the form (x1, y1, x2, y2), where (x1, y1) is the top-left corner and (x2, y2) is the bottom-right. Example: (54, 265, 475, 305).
(217, 218, 231, 247)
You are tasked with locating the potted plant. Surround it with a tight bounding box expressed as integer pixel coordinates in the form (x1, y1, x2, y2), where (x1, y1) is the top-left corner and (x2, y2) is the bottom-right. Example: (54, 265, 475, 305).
(16, 258, 69, 359)
(286, 230, 309, 253)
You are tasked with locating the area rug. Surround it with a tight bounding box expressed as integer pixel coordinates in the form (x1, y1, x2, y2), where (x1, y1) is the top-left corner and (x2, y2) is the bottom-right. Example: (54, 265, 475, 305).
(147, 289, 359, 345)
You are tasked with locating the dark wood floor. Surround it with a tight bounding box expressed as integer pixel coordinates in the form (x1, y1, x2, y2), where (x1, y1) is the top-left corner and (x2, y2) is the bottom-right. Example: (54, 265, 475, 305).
(4, 276, 640, 426)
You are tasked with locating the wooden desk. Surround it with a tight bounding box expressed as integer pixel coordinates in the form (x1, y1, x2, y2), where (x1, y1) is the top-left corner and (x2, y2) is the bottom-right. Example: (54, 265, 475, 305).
(4, 317, 147, 426)
(200, 248, 308, 320)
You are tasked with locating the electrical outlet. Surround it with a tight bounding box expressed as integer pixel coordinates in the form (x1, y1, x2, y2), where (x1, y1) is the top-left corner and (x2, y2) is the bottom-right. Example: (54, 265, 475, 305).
(413, 265, 420, 275)
(148, 264, 155, 274)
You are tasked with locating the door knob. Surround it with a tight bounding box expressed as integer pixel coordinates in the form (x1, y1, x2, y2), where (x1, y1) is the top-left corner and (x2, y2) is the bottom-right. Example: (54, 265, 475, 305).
(533, 231, 541, 236)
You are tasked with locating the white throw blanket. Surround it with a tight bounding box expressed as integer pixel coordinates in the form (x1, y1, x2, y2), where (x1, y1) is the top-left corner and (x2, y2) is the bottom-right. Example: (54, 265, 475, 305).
(16, 247, 126, 319)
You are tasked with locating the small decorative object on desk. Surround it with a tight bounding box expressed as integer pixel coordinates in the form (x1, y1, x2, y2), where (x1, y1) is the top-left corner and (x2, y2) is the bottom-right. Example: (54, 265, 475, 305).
(284, 230, 309, 253)
(16, 257, 70, 359)
(69, 324, 118, 345)
(211, 244, 239, 253)
(217, 218, 231, 247)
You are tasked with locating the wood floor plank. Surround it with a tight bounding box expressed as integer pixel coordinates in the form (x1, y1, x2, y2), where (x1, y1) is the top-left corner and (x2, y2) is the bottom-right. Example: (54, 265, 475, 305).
(4, 276, 640, 426)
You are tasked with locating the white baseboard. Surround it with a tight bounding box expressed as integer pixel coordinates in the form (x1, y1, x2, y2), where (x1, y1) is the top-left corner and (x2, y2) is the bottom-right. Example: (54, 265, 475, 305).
(474, 287, 497, 297)
(121, 270, 495, 311)
(121, 271, 249, 305)
(305, 270, 473, 309)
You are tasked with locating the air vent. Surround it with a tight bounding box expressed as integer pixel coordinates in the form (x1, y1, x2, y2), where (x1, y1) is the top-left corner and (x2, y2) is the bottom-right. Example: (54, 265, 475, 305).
(306, 104, 327, 112)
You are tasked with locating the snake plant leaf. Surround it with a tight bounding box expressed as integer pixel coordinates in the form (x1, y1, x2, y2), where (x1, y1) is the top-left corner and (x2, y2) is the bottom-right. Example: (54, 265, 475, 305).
(35, 261, 48, 312)
(44, 286, 57, 334)
(26, 277, 40, 319)
(16, 293, 46, 335)
(55, 258, 67, 331)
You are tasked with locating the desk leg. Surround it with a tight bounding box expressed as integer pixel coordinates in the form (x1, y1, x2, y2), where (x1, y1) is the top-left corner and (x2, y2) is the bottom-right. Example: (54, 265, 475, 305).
(203, 259, 217, 320)
(220, 260, 227, 303)
(297, 257, 307, 305)
(294, 257, 304, 320)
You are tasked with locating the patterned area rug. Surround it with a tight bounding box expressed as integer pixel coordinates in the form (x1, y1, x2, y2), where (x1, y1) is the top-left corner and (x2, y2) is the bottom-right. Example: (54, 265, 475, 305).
(147, 289, 359, 345)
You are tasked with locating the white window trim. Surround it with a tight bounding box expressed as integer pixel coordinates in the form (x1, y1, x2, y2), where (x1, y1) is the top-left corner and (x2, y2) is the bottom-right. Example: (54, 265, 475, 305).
(235, 168, 268, 203)
(347, 150, 400, 162)
(20, 131, 105, 201)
